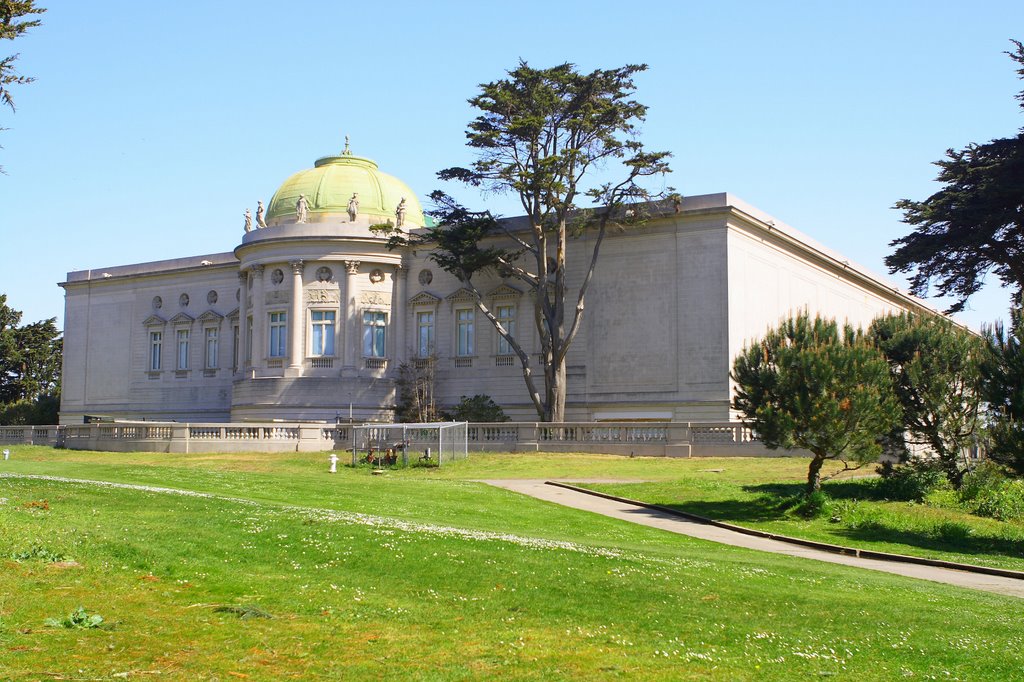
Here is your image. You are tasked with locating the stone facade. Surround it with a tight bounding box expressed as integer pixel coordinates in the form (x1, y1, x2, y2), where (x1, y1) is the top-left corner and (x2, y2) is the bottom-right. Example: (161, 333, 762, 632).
(58, 153, 935, 425)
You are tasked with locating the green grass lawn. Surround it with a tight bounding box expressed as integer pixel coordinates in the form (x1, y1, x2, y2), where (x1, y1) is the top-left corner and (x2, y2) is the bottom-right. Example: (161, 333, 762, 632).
(1, 446, 1022, 680)
(576, 464, 1024, 573)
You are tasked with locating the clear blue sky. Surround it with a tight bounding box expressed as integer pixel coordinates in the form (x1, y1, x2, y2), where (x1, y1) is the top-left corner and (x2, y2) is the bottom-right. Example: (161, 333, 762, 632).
(2, 0, 1022, 331)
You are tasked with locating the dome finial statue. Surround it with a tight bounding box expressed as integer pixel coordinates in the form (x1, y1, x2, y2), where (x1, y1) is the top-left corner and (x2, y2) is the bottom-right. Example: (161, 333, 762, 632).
(256, 200, 267, 228)
(395, 197, 407, 228)
(347, 193, 359, 222)
(296, 194, 309, 224)
(244, 208, 252, 233)
(343, 135, 351, 155)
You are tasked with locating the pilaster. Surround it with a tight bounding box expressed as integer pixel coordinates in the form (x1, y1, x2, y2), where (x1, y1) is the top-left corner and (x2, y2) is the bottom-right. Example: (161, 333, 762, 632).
(237, 270, 249, 370)
(343, 260, 361, 372)
(289, 260, 304, 370)
(250, 265, 266, 370)
(391, 263, 407, 365)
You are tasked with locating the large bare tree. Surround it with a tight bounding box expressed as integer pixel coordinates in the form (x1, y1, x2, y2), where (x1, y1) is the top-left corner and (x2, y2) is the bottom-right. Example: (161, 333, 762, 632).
(379, 61, 671, 421)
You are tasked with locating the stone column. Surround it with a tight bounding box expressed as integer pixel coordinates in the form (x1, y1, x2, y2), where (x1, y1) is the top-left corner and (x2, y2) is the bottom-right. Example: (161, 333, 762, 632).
(237, 270, 249, 370)
(250, 265, 265, 369)
(289, 260, 304, 370)
(391, 263, 407, 365)
(343, 260, 361, 370)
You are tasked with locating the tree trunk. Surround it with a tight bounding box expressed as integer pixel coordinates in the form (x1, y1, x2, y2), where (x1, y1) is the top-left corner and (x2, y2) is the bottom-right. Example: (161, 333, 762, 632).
(806, 452, 827, 495)
(940, 453, 966, 489)
(544, 360, 566, 422)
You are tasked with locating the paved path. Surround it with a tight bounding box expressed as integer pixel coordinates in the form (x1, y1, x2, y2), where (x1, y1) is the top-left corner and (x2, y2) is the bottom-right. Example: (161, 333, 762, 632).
(482, 479, 1024, 599)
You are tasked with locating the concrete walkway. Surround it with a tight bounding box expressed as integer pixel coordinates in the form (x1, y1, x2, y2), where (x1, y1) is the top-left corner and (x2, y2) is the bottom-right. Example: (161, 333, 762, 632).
(482, 479, 1024, 599)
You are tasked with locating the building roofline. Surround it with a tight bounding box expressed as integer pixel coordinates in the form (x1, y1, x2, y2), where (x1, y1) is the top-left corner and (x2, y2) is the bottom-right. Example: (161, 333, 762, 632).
(61, 252, 238, 286)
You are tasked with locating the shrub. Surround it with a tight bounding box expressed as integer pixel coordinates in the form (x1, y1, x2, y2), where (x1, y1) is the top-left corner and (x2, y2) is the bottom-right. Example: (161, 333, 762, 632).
(45, 607, 104, 629)
(959, 461, 1024, 521)
(442, 395, 510, 422)
(792, 491, 833, 519)
(876, 460, 949, 502)
(10, 545, 68, 562)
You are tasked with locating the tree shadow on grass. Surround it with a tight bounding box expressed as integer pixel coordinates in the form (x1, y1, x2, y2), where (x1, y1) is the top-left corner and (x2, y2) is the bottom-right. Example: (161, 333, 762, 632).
(831, 522, 1024, 563)
(659, 496, 792, 523)
(744, 479, 884, 502)
(676, 481, 1023, 563)
(655, 480, 883, 524)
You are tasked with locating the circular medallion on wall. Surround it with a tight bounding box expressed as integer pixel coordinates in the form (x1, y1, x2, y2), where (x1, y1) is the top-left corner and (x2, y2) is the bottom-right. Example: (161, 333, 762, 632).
(369, 268, 385, 283)
(271, 268, 284, 285)
(418, 268, 433, 285)
(152, 296, 162, 310)
(179, 293, 190, 308)
(317, 266, 333, 282)
(207, 290, 218, 305)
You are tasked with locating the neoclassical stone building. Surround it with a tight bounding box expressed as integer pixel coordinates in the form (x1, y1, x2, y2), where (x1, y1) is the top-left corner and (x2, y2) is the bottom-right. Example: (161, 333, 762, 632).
(58, 143, 935, 424)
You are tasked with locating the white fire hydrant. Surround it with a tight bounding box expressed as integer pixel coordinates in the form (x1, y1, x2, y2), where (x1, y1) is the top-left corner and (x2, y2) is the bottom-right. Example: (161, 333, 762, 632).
(328, 453, 339, 473)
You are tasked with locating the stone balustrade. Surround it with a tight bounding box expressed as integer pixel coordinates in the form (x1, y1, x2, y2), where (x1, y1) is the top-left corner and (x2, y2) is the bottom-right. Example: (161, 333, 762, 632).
(0, 421, 794, 457)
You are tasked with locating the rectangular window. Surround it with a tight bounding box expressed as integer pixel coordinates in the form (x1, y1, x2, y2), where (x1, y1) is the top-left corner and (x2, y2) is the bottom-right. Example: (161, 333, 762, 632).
(416, 311, 435, 357)
(311, 310, 336, 356)
(232, 324, 239, 370)
(457, 308, 474, 356)
(246, 317, 253, 362)
(496, 305, 516, 355)
(362, 311, 387, 358)
(176, 329, 190, 370)
(149, 331, 162, 371)
(205, 327, 219, 369)
(269, 311, 287, 357)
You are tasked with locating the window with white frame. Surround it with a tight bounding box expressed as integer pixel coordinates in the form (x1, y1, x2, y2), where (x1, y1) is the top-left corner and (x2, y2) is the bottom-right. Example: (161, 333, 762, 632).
(362, 311, 387, 358)
(268, 311, 287, 357)
(176, 329, 190, 370)
(149, 331, 162, 371)
(310, 310, 336, 356)
(456, 308, 474, 356)
(495, 305, 516, 355)
(204, 327, 219, 369)
(416, 310, 435, 357)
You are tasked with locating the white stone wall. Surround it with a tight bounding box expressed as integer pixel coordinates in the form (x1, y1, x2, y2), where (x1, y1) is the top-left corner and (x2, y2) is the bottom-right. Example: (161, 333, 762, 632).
(59, 194, 941, 424)
(60, 255, 239, 424)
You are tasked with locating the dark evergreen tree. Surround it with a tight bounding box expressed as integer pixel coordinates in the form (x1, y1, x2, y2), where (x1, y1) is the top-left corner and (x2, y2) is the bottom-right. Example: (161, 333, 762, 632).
(733, 313, 900, 494)
(1, 0, 45, 172)
(0, 294, 61, 413)
(887, 41, 1024, 314)
(869, 313, 985, 487)
(982, 308, 1024, 476)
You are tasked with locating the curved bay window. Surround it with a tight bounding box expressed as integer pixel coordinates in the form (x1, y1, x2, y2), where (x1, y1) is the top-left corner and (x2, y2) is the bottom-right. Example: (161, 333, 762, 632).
(311, 310, 336, 356)
(268, 311, 287, 358)
(362, 311, 387, 358)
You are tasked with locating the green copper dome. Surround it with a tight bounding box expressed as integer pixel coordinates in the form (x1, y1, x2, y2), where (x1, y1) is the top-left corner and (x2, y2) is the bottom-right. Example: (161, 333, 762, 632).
(265, 143, 425, 227)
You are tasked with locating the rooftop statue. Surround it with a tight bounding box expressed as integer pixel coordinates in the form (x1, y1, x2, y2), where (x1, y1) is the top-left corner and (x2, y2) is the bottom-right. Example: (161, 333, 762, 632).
(296, 194, 309, 224)
(348, 193, 359, 222)
(395, 197, 407, 228)
(244, 208, 252, 233)
(256, 200, 267, 228)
